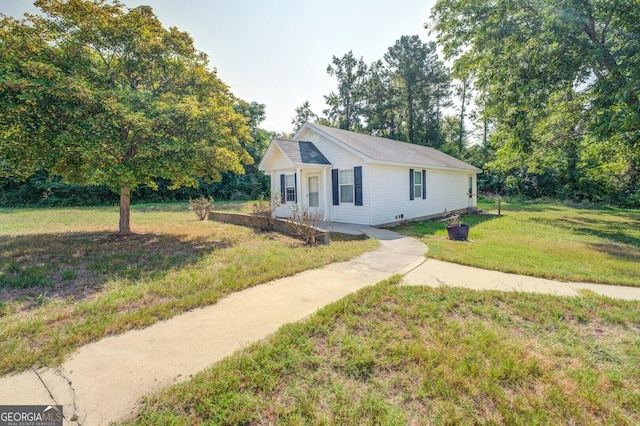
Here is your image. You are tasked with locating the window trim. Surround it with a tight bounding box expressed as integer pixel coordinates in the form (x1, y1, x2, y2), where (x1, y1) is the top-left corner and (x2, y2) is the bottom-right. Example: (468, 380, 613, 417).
(285, 174, 296, 202)
(332, 167, 363, 206)
(410, 169, 426, 200)
(413, 170, 422, 200)
(281, 173, 297, 203)
(339, 169, 354, 203)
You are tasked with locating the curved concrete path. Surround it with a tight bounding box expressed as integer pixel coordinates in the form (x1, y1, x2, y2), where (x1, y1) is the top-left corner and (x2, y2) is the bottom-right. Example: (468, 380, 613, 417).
(402, 258, 640, 300)
(0, 227, 426, 426)
(2, 226, 638, 426)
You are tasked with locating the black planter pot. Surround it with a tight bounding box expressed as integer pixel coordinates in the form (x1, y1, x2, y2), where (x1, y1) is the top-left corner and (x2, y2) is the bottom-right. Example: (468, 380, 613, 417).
(446, 224, 470, 241)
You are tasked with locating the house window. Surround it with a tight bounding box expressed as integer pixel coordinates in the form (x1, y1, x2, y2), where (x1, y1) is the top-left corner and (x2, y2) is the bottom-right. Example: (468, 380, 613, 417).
(413, 170, 423, 200)
(285, 174, 296, 202)
(332, 167, 362, 206)
(339, 169, 354, 203)
(410, 169, 426, 200)
(468, 176, 473, 198)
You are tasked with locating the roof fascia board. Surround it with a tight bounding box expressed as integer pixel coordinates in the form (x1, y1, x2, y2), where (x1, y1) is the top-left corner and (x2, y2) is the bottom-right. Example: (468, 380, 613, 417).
(371, 159, 482, 173)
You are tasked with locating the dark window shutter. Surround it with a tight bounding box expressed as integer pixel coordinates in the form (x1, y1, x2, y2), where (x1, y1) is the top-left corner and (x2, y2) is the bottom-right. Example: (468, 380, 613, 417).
(332, 169, 339, 205)
(280, 174, 285, 203)
(422, 170, 426, 199)
(409, 169, 414, 200)
(354, 166, 363, 206)
(294, 173, 297, 203)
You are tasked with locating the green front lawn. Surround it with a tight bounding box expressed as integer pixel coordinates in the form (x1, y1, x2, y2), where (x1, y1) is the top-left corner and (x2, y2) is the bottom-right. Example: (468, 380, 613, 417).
(0, 205, 378, 374)
(395, 199, 640, 287)
(127, 280, 640, 425)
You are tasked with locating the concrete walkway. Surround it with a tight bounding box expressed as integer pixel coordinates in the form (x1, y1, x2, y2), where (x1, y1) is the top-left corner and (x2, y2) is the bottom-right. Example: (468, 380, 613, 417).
(402, 258, 640, 300)
(0, 227, 426, 426)
(1, 226, 638, 425)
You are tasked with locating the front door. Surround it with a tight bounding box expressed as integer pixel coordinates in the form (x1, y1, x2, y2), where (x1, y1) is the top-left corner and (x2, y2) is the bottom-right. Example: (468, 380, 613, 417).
(307, 175, 321, 215)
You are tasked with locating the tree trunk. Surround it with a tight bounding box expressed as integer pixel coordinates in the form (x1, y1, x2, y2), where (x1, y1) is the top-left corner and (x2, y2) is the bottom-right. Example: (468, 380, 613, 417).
(407, 84, 414, 144)
(119, 187, 131, 235)
(458, 79, 467, 155)
(627, 160, 639, 194)
(565, 140, 579, 197)
(483, 115, 488, 145)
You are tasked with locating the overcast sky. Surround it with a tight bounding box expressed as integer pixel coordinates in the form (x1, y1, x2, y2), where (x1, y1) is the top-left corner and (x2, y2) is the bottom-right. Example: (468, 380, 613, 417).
(1, 0, 438, 134)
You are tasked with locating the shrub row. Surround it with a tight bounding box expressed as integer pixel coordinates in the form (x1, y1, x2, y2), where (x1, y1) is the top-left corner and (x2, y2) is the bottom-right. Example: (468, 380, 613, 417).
(0, 171, 269, 207)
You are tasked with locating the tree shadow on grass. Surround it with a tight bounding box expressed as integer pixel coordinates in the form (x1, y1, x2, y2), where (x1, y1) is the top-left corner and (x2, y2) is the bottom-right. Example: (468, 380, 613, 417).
(395, 212, 502, 237)
(0, 231, 230, 309)
(588, 243, 640, 263)
(480, 201, 567, 213)
(536, 215, 640, 261)
(504, 204, 566, 213)
(464, 213, 503, 226)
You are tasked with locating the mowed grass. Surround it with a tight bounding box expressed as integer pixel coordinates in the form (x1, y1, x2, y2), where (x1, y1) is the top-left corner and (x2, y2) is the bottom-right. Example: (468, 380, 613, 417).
(0, 205, 379, 375)
(127, 280, 640, 425)
(395, 199, 640, 287)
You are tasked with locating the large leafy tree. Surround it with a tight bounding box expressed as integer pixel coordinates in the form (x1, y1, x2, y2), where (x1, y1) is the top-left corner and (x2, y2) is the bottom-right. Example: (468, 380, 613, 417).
(0, 0, 252, 234)
(382, 35, 451, 145)
(431, 0, 640, 196)
(323, 51, 368, 131)
(362, 59, 400, 140)
(224, 100, 271, 200)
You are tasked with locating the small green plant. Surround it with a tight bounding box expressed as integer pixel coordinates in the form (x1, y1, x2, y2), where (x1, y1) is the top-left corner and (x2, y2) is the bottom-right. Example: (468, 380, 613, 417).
(188, 196, 214, 221)
(1, 264, 55, 289)
(61, 269, 77, 281)
(445, 215, 463, 227)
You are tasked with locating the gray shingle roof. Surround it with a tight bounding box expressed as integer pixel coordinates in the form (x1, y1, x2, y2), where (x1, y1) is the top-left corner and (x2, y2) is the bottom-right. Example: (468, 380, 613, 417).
(308, 123, 481, 172)
(274, 139, 331, 165)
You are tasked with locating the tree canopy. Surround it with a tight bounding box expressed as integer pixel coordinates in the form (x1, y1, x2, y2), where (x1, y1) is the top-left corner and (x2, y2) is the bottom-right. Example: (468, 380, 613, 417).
(432, 0, 640, 120)
(323, 51, 368, 131)
(431, 0, 640, 203)
(291, 100, 319, 133)
(0, 0, 252, 234)
(321, 36, 451, 146)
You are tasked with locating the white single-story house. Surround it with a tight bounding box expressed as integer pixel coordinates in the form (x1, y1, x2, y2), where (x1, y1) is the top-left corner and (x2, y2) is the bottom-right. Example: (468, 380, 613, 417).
(258, 122, 482, 226)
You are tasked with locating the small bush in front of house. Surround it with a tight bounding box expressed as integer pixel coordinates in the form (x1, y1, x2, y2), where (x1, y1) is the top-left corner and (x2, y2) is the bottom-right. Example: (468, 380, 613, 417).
(289, 205, 324, 246)
(189, 195, 214, 221)
(251, 193, 281, 231)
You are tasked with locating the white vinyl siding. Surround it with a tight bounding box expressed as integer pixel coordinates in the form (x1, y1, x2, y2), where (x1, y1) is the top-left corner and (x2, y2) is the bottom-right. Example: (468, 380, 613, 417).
(369, 165, 476, 226)
(283, 127, 478, 226)
(306, 132, 371, 224)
